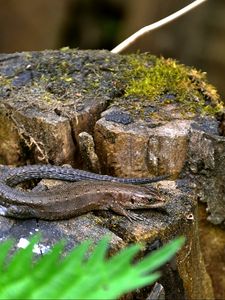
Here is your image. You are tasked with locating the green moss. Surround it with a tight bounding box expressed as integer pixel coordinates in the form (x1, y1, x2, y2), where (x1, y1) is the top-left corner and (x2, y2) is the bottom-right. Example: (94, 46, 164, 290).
(126, 55, 187, 99)
(122, 54, 224, 117)
(42, 93, 53, 103)
(0, 75, 12, 87)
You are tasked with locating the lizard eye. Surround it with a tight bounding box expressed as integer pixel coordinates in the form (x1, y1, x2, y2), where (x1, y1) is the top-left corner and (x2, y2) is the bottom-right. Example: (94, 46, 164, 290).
(130, 198, 135, 204)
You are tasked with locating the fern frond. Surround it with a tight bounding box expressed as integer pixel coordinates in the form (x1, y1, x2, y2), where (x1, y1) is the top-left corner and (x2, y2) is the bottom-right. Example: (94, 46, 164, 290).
(0, 236, 184, 300)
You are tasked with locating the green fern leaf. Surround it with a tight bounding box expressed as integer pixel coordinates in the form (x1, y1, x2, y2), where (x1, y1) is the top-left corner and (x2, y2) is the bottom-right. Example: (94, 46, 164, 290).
(0, 235, 184, 300)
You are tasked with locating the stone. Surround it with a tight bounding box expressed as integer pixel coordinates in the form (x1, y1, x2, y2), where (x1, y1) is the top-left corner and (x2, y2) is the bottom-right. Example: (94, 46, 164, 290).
(95, 108, 191, 178)
(1, 49, 223, 298)
(187, 121, 225, 225)
(0, 50, 120, 166)
(78, 131, 100, 173)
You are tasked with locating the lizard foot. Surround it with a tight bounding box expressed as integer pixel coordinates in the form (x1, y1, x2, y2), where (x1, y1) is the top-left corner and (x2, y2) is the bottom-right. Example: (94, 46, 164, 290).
(126, 212, 145, 222)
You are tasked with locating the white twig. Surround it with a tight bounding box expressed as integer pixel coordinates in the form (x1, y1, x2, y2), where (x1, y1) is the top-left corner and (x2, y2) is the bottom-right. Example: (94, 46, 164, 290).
(111, 0, 207, 54)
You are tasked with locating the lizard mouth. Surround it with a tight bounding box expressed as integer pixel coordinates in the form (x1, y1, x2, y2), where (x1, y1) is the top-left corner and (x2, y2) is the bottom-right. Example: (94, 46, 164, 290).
(135, 188, 164, 202)
(130, 191, 165, 209)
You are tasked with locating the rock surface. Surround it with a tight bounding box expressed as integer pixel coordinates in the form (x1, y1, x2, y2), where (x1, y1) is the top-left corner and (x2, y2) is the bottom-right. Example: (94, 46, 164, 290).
(187, 125, 225, 224)
(1, 49, 224, 299)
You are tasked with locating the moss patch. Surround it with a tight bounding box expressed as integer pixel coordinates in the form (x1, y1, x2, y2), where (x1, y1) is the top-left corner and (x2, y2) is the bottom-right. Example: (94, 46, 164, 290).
(119, 53, 224, 119)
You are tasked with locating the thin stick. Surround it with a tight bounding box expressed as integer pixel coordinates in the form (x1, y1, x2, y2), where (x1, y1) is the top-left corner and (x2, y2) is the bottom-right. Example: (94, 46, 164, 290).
(111, 0, 207, 54)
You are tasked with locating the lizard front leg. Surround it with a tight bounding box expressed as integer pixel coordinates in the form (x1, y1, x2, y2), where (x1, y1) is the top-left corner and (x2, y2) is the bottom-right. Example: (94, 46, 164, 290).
(109, 202, 144, 222)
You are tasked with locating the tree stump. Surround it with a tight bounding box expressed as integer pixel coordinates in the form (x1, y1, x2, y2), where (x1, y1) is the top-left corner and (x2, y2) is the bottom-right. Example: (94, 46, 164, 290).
(1, 49, 224, 299)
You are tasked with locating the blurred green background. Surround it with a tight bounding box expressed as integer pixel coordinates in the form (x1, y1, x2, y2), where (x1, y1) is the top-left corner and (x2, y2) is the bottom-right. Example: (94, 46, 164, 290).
(0, 0, 224, 98)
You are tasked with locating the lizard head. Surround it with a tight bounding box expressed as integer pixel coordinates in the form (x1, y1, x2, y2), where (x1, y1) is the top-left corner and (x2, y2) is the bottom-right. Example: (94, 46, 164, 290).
(123, 187, 165, 209)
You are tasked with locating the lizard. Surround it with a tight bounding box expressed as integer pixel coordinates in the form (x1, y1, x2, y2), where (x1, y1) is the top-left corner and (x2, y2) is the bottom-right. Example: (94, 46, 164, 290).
(0, 180, 165, 221)
(0, 164, 167, 220)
